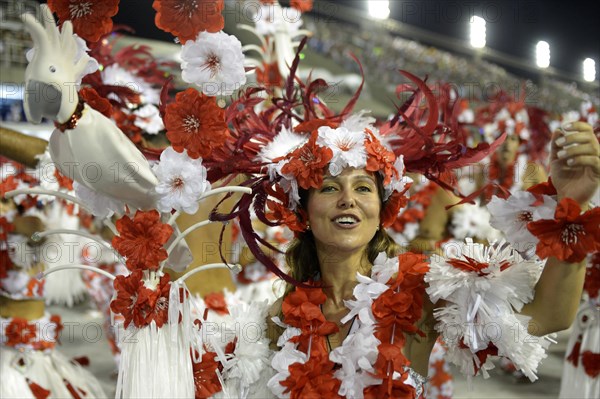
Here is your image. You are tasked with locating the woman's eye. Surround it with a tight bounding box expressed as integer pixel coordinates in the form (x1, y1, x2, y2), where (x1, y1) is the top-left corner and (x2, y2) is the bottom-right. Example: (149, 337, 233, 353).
(321, 186, 336, 192)
(357, 186, 372, 192)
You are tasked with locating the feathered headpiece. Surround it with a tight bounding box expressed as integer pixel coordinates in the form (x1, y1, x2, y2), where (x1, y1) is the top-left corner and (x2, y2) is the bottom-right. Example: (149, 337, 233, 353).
(202, 38, 504, 286)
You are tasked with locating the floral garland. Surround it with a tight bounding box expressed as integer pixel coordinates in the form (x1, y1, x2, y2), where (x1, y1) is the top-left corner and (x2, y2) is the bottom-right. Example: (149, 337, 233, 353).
(268, 252, 429, 399)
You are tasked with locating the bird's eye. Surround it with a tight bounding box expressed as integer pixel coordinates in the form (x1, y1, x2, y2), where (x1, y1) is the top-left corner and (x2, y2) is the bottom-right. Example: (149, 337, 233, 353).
(49, 66, 56, 73)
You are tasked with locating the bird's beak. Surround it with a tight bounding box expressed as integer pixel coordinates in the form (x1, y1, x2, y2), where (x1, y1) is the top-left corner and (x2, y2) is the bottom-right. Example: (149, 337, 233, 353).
(23, 80, 62, 124)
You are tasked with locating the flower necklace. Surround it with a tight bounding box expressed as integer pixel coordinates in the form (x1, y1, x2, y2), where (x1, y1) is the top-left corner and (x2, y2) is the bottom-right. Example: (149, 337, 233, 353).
(268, 252, 429, 398)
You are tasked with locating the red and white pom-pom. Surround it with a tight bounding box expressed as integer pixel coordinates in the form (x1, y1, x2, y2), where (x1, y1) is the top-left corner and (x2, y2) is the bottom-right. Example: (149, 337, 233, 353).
(426, 238, 552, 381)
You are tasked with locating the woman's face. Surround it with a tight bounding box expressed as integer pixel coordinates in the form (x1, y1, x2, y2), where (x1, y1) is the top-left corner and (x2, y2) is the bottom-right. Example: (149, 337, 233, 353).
(306, 168, 381, 258)
(498, 133, 520, 167)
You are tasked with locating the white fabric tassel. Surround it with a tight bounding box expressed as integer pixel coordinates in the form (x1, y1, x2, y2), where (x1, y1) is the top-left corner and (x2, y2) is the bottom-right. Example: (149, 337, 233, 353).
(115, 321, 195, 398)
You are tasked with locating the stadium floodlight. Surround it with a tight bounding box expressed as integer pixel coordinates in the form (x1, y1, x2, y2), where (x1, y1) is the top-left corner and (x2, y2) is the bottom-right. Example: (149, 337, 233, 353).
(368, 0, 390, 20)
(469, 16, 486, 48)
(536, 41, 550, 69)
(583, 58, 596, 82)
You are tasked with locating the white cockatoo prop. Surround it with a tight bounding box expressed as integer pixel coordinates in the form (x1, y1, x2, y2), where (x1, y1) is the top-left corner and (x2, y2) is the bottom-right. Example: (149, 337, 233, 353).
(21, 5, 192, 271)
(21, 5, 158, 210)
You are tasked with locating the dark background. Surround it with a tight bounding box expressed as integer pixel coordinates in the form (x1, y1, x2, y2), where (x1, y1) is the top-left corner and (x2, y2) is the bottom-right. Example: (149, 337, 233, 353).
(37, 0, 600, 78)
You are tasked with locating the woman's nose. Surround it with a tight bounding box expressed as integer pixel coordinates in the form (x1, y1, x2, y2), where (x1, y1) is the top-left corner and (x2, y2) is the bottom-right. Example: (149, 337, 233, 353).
(337, 189, 356, 208)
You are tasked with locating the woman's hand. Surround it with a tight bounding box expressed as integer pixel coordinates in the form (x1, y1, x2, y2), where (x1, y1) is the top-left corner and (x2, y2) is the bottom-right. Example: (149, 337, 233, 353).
(550, 121, 600, 206)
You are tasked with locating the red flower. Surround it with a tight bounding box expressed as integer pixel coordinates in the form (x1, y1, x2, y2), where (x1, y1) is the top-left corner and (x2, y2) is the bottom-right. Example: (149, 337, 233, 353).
(110, 270, 171, 328)
(293, 119, 338, 134)
(256, 61, 282, 88)
(150, 274, 172, 328)
(581, 351, 600, 378)
(153, 0, 224, 44)
(527, 198, 600, 262)
(204, 292, 229, 315)
(0, 249, 14, 279)
(79, 87, 113, 118)
(526, 178, 557, 205)
(291, 0, 313, 12)
(266, 199, 307, 232)
(282, 286, 338, 352)
(54, 170, 74, 191)
(366, 344, 418, 398)
(279, 131, 333, 190)
(0, 175, 18, 196)
(165, 88, 228, 160)
(5, 318, 37, 347)
(381, 190, 409, 228)
(364, 130, 396, 185)
(112, 210, 173, 271)
(47, 0, 119, 43)
(280, 351, 341, 399)
(112, 108, 143, 144)
(0, 217, 15, 241)
(110, 269, 147, 328)
(192, 350, 222, 399)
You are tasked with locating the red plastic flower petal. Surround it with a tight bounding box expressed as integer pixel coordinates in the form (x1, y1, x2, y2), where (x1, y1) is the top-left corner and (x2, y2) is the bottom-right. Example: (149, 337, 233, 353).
(5, 318, 37, 347)
(153, 0, 224, 44)
(364, 130, 396, 185)
(79, 87, 113, 118)
(0, 249, 14, 279)
(192, 350, 222, 398)
(0, 175, 18, 196)
(279, 131, 333, 190)
(266, 199, 307, 232)
(54, 169, 74, 190)
(112, 210, 173, 271)
(291, 0, 313, 12)
(204, 292, 229, 315)
(165, 88, 228, 160)
(528, 198, 600, 262)
(0, 217, 15, 241)
(47, 0, 120, 43)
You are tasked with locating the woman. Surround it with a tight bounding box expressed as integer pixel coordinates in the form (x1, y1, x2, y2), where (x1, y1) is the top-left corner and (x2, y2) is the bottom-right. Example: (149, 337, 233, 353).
(263, 120, 599, 398)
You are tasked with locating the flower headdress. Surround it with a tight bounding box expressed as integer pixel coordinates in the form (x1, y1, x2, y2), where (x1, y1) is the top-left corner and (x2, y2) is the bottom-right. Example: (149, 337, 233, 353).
(202, 38, 505, 286)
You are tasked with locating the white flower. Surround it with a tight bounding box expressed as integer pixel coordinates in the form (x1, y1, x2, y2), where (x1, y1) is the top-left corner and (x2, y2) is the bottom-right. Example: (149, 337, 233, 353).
(133, 104, 164, 134)
(258, 126, 307, 163)
(487, 192, 556, 255)
(450, 201, 502, 242)
(268, 343, 307, 398)
(386, 155, 411, 200)
(317, 126, 367, 176)
(181, 31, 247, 96)
(153, 147, 211, 213)
(254, 5, 303, 36)
(340, 111, 376, 133)
(458, 108, 474, 124)
(74, 181, 124, 218)
(102, 64, 160, 105)
(371, 252, 399, 283)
